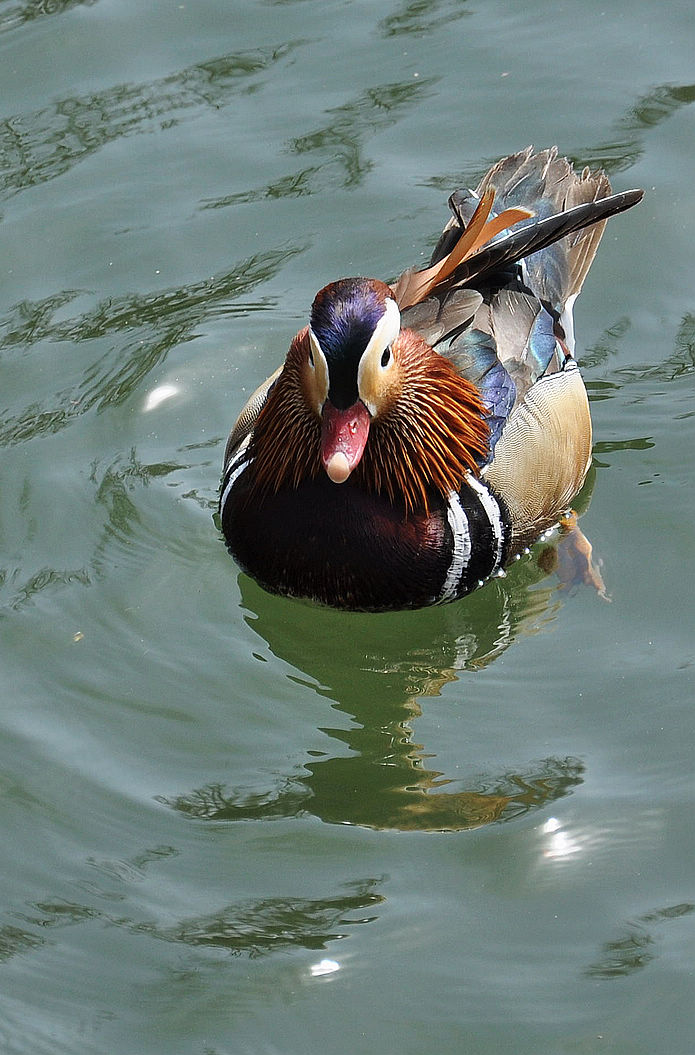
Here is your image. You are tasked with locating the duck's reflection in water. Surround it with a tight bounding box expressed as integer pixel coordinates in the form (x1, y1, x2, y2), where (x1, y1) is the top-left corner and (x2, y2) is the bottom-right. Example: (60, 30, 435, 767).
(175, 512, 600, 831)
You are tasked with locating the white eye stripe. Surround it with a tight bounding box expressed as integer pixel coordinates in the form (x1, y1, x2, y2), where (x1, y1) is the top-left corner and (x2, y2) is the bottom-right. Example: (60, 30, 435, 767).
(308, 327, 325, 367)
(311, 299, 400, 370)
(357, 298, 401, 413)
(309, 299, 400, 415)
(363, 298, 400, 362)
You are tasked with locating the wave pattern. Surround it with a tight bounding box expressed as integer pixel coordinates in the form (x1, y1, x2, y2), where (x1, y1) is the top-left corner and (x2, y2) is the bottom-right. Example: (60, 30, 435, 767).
(0, 43, 300, 198)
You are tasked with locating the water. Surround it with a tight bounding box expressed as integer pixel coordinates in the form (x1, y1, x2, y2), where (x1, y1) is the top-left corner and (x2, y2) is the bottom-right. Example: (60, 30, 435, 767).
(1, 1, 694, 1052)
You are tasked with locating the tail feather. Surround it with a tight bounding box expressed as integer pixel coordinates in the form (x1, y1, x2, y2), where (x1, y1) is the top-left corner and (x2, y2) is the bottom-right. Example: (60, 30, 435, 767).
(423, 147, 642, 312)
(443, 188, 642, 299)
(475, 146, 613, 301)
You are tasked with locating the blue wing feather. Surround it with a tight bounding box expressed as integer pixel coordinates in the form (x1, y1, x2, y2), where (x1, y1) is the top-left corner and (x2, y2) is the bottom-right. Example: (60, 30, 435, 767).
(525, 302, 557, 378)
(445, 328, 517, 463)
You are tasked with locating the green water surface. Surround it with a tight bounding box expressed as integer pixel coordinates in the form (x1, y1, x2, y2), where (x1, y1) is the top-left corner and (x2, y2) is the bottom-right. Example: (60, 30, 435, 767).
(0, 1, 693, 1053)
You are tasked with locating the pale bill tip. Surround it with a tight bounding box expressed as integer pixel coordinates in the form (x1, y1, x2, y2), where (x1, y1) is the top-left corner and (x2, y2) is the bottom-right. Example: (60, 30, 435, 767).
(325, 451, 351, 484)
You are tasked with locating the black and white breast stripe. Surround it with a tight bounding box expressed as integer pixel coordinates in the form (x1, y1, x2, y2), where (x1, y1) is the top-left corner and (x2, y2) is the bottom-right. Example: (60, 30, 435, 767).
(219, 440, 252, 516)
(220, 448, 510, 606)
(437, 474, 510, 603)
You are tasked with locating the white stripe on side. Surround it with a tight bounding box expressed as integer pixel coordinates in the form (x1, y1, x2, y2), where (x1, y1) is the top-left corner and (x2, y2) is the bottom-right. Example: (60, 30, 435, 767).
(465, 473, 505, 575)
(438, 491, 471, 603)
(220, 447, 251, 515)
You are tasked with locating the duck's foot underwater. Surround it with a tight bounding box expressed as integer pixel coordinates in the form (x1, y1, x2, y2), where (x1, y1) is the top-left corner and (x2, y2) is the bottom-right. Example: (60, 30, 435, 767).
(537, 511, 609, 600)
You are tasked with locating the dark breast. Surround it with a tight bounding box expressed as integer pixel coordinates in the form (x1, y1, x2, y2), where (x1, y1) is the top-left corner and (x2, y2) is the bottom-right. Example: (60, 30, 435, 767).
(220, 461, 512, 611)
(221, 470, 453, 611)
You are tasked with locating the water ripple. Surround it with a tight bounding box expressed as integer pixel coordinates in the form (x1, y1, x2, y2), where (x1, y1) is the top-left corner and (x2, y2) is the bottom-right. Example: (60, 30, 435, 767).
(0, 246, 299, 448)
(586, 901, 695, 979)
(0, 42, 302, 198)
(0, 0, 97, 36)
(202, 75, 439, 209)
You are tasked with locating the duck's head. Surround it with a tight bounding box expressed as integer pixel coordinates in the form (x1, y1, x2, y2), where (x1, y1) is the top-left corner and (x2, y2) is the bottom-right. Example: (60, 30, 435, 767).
(250, 276, 490, 513)
(307, 278, 402, 484)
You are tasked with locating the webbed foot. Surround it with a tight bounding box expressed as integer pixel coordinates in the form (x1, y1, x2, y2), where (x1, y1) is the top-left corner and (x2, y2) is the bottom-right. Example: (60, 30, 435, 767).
(538, 511, 609, 599)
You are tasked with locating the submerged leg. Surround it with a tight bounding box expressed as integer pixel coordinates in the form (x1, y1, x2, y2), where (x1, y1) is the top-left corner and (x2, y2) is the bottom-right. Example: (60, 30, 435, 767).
(538, 511, 609, 599)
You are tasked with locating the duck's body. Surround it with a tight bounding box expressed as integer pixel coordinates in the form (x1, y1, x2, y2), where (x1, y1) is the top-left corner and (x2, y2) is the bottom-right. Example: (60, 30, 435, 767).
(220, 148, 642, 611)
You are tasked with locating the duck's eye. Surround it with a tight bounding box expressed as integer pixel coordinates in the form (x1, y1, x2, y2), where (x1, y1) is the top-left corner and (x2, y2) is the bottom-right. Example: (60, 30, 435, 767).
(380, 346, 392, 369)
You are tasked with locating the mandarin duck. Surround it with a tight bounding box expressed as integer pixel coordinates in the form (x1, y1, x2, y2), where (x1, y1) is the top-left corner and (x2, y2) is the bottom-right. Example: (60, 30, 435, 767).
(220, 147, 642, 611)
